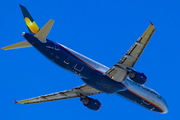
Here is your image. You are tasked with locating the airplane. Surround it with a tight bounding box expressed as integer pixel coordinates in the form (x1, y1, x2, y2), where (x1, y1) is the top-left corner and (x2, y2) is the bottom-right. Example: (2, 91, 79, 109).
(2, 5, 168, 114)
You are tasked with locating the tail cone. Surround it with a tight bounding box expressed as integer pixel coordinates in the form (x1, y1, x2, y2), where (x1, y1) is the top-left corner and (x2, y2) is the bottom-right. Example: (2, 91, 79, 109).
(22, 32, 25, 36)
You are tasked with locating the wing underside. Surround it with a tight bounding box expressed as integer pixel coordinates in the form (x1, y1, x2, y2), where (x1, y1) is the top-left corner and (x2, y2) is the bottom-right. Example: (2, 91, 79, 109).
(16, 84, 102, 104)
(105, 22, 155, 82)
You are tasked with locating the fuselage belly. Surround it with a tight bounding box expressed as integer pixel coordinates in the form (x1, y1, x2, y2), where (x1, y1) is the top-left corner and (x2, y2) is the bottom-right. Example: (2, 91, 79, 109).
(24, 33, 168, 113)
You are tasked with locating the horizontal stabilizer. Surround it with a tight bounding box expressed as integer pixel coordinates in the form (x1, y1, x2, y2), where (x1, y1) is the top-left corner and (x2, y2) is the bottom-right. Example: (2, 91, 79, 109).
(34, 19, 54, 42)
(1, 40, 32, 50)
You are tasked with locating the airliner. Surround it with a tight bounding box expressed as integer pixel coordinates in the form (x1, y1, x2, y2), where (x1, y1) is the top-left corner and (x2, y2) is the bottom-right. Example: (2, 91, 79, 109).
(2, 5, 168, 113)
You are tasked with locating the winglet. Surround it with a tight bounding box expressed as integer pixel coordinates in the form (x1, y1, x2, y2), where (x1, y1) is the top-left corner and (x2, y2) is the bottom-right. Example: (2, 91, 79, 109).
(149, 21, 153, 25)
(14, 99, 18, 104)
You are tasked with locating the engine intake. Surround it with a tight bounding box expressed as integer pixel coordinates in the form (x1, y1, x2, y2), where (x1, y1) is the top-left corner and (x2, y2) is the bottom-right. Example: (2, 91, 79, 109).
(129, 71, 147, 84)
(80, 96, 101, 111)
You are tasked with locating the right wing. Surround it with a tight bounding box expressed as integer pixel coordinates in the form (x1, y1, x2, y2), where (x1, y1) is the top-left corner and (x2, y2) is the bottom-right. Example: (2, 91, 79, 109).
(16, 84, 102, 104)
(104, 22, 155, 82)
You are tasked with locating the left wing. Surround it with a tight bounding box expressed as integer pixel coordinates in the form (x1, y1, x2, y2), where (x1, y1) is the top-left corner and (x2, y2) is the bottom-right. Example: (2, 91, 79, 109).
(105, 22, 155, 82)
(16, 84, 102, 104)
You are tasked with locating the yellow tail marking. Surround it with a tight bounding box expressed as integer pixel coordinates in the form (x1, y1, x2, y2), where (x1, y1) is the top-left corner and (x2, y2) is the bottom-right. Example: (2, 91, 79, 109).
(25, 17, 39, 34)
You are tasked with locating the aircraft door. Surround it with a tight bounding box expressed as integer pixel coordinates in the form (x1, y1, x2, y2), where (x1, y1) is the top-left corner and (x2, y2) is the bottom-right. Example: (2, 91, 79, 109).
(55, 43, 60, 51)
(74, 63, 84, 72)
(64, 57, 70, 65)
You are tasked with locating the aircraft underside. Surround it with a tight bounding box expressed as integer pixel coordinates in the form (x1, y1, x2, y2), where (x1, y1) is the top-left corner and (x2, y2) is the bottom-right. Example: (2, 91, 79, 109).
(1, 5, 168, 114)
(25, 35, 165, 113)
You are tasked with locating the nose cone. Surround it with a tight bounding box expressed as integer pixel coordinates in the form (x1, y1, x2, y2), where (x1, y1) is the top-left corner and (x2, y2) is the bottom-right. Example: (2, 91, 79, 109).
(161, 98, 169, 114)
(163, 103, 169, 114)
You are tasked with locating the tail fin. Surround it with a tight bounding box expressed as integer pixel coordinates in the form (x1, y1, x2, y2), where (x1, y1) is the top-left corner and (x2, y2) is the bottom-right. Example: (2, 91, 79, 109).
(1, 5, 54, 50)
(1, 5, 36, 50)
(19, 4, 54, 42)
(19, 4, 39, 34)
(2, 19, 54, 50)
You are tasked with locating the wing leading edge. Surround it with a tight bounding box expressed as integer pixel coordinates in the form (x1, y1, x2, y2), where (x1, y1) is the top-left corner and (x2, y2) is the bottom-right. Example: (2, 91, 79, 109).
(105, 22, 155, 82)
(15, 84, 102, 104)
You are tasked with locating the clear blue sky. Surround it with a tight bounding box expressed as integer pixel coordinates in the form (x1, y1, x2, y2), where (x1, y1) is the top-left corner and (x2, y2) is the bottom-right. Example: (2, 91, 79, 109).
(0, 0, 179, 119)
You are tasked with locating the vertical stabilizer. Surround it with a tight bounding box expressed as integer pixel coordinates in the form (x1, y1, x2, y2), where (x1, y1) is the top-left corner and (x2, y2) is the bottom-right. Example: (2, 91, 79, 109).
(1, 5, 54, 50)
(19, 4, 40, 34)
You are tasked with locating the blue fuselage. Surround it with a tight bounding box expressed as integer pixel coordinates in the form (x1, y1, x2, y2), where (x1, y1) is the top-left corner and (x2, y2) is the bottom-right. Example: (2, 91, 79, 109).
(23, 33, 168, 113)
(24, 33, 126, 94)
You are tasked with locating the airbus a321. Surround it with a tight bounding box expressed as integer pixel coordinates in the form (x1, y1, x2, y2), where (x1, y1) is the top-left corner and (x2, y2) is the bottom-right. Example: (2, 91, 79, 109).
(2, 5, 168, 113)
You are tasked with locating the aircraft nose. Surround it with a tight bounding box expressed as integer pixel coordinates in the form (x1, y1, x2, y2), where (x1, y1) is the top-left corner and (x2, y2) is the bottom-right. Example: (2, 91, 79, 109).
(161, 98, 169, 114)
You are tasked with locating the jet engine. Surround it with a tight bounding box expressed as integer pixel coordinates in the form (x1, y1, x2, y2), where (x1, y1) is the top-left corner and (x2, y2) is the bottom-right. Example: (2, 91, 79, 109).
(80, 96, 101, 111)
(129, 70, 147, 84)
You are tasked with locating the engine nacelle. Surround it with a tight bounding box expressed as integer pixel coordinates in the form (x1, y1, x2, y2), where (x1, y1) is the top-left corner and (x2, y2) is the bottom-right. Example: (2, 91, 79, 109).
(129, 71, 147, 84)
(80, 97, 101, 111)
